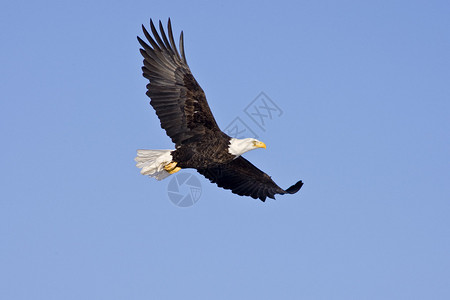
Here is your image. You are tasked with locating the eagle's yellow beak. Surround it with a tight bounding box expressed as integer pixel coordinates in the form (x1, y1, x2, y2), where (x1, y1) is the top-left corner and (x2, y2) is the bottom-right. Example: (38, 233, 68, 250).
(254, 141, 267, 149)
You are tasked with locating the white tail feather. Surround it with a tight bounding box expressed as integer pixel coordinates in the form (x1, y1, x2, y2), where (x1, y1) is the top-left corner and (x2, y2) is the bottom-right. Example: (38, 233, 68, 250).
(135, 149, 174, 180)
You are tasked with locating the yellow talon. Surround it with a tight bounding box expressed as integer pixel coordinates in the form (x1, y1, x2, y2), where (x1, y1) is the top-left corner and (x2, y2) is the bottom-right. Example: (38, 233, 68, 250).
(164, 162, 181, 174)
(168, 166, 181, 174)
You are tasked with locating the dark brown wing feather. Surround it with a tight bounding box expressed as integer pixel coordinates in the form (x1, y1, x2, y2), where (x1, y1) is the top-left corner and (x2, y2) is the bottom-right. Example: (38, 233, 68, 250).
(138, 19, 220, 146)
(197, 157, 303, 202)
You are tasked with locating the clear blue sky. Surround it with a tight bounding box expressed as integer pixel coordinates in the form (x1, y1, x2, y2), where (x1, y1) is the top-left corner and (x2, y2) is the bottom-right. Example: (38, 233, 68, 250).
(1, 0, 449, 299)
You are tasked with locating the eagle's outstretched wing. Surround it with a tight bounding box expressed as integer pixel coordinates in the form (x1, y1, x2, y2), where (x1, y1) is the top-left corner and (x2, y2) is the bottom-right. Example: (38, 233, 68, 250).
(138, 19, 220, 146)
(197, 157, 303, 201)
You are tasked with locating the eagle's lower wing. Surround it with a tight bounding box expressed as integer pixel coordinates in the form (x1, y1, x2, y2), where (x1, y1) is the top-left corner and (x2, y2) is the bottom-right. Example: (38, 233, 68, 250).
(197, 157, 303, 202)
(138, 19, 220, 146)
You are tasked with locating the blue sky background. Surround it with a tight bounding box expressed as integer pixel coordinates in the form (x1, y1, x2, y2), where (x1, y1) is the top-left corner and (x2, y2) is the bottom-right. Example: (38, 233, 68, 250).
(1, 0, 449, 299)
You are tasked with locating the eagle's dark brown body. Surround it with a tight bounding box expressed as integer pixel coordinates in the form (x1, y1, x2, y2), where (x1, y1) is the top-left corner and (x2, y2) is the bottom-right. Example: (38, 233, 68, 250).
(171, 131, 234, 169)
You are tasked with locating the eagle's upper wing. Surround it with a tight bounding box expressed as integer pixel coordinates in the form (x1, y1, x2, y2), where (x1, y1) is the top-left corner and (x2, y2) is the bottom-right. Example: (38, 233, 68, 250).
(197, 157, 303, 201)
(138, 19, 220, 146)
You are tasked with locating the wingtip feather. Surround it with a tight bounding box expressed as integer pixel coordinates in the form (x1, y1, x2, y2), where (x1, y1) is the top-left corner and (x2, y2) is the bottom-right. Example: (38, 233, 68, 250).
(285, 180, 304, 194)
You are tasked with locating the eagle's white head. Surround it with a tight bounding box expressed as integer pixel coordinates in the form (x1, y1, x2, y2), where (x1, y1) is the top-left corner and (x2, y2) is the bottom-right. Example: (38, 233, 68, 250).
(228, 138, 266, 157)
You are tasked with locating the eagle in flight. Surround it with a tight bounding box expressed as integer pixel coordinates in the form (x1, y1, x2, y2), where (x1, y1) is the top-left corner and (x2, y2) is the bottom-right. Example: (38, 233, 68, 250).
(135, 19, 303, 201)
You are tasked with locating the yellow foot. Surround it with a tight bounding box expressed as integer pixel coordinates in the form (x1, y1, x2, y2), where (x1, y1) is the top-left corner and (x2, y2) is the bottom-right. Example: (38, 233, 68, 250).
(164, 162, 181, 174)
(168, 167, 181, 174)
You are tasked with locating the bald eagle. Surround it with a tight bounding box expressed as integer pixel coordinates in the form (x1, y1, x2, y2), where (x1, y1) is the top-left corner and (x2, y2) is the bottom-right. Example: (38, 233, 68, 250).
(135, 19, 303, 201)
